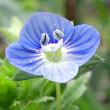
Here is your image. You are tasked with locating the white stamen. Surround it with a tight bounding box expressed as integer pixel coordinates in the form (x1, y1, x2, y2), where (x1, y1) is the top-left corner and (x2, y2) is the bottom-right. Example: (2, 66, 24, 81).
(40, 33, 50, 46)
(41, 31, 64, 53)
(41, 45, 52, 52)
(53, 29, 64, 40)
(53, 39, 64, 52)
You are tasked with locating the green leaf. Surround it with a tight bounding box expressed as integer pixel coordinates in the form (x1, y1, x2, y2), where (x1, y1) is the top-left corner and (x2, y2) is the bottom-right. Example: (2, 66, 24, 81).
(42, 80, 55, 96)
(0, 75, 17, 108)
(80, 54, 104, 70)
(23, 96, 54, 110)
(23, 102, 42, 110)
(35, 96, 55, 102)
(13, 70, 43, 81)
(0, 108, 5, 110)
(16, 78, 48, 102)
(0, 58, 17, 78)
(48, 72, 92, 110)
(64, 105, 80, 110)
(0, 59, 4, 66)
(61, 72, 92, 109)
(75, 88, 105, 110)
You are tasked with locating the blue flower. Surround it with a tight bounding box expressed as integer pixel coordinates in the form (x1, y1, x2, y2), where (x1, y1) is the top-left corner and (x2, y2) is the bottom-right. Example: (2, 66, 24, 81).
(6, 12, 100, 83)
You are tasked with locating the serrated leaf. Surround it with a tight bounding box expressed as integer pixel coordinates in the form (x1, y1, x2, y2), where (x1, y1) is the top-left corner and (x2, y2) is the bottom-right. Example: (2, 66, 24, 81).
(80, 54, 104, 70)
(13, 70, 43, 81)
(61, 72, 92, 109)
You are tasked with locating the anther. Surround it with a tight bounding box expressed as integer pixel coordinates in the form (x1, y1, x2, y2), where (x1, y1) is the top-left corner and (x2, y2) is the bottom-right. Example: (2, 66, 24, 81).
(53, 29, 64, 40)
(40, 33, 50, 46)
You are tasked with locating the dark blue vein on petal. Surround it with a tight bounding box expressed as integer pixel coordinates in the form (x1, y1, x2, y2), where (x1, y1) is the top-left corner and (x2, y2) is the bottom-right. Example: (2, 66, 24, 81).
(67, 38, 99, 54)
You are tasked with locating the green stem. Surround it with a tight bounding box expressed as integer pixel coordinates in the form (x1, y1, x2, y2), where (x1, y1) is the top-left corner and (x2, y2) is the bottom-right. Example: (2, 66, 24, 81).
(56, 82, 61, 110)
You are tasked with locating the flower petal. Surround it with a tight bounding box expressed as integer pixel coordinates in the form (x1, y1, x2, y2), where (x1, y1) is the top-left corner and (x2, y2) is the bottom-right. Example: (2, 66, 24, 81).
(41, 61, 78, 83)
(6, 41, 45, 76)
(19, 12, 74, 50)
(65, 24, 100, 66)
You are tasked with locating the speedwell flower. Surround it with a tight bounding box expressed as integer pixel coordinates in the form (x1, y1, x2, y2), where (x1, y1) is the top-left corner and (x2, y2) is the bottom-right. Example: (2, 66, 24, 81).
(6, 12, 100, 83)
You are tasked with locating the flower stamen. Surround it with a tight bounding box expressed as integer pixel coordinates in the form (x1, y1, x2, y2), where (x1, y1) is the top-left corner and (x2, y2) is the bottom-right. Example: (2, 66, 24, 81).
(40, 33, 50, 46)
(53, 29, 64, 40)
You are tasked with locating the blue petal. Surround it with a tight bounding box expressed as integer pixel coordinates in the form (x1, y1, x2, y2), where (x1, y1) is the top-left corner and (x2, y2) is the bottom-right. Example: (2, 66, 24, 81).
(6, 41, 45, 76)
(65, 24, 100, 66)
(41, 61, 78, 83)
(19, 12, 74, 50)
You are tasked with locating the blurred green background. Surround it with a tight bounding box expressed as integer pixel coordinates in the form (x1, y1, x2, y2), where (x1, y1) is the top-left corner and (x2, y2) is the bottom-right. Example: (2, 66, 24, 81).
(0, 0, 110, 110)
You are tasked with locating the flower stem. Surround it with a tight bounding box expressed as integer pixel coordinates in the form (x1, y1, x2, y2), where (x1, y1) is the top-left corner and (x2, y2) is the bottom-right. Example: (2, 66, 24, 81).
(56, 82, 61, 110)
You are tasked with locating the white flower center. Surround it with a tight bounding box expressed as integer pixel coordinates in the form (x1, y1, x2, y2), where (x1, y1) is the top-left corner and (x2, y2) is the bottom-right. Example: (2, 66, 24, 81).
(40, 29, 65, 62)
